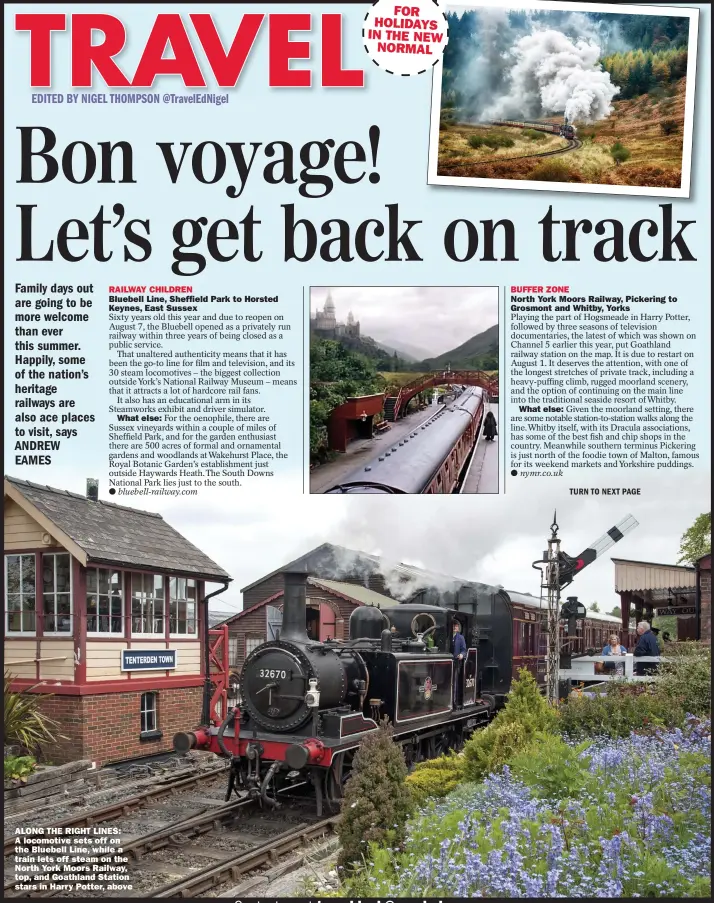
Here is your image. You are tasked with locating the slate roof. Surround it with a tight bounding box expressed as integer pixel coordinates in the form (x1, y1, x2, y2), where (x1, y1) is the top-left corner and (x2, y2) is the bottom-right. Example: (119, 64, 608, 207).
(5, 476, 231, 582)
(240, 542, 492, 596)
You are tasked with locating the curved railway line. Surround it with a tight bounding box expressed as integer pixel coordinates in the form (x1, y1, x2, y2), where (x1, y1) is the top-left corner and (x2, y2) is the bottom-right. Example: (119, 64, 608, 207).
(444, 134, 582, 169)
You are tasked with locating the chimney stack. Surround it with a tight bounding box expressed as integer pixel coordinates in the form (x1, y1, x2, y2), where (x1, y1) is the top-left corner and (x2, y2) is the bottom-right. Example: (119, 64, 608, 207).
(280, 571, 309, 643)
(86, 479, 99, 502)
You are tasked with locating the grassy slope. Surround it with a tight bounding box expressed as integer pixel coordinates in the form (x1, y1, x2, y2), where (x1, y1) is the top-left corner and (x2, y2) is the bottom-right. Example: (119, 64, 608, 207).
(437, 78, 686, 188)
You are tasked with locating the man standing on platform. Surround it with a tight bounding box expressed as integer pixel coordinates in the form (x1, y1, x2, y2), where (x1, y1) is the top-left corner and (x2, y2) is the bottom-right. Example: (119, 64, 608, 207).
(452, 620, 466, 708)
(633, 620, 660, 676)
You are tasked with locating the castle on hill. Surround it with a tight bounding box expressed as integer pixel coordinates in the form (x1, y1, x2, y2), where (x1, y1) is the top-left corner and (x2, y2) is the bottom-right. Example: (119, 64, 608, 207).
(310, 292, 360, 339)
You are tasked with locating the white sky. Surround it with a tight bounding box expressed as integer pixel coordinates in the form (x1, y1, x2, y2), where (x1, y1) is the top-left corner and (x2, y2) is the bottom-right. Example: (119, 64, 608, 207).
(310, 286, 499, 358)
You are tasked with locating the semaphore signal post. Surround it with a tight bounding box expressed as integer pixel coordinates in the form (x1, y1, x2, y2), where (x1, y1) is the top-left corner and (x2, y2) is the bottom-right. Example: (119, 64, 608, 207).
(533, 512, 640, 705)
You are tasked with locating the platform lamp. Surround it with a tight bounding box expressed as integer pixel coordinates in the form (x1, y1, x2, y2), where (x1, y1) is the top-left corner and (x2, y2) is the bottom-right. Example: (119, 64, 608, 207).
(360, 410, 368, 422)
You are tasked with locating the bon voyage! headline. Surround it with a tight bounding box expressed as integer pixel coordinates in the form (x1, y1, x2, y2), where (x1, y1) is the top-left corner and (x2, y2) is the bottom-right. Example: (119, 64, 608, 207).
(13, 124, 698, 275)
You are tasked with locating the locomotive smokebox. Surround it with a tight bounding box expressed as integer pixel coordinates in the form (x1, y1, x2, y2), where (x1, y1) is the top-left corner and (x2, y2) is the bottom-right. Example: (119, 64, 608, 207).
(281, 570, 309, 643)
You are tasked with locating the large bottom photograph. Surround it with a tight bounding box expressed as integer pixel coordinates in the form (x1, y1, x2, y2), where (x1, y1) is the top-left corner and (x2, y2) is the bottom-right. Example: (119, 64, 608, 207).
(4, 474, 710, 898)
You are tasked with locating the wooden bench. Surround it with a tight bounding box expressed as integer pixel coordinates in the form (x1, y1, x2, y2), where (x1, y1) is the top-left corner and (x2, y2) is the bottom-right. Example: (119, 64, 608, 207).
(374, 421, 391, 434)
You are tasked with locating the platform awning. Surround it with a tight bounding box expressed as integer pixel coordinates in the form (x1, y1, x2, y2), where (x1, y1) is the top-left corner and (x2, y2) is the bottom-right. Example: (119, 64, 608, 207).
(613, 558, 696, 594)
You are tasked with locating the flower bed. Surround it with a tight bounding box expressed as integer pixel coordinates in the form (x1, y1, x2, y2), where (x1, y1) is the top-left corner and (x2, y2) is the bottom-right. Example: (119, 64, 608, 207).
(351, 718, 710, 898)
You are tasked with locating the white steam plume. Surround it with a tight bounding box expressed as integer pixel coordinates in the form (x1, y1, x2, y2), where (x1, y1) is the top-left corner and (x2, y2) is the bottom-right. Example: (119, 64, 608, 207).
(484, 29, 619, 123)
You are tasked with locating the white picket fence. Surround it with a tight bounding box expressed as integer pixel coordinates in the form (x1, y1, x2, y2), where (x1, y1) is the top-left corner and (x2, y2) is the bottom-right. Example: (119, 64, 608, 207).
(559, 654, 666, 684)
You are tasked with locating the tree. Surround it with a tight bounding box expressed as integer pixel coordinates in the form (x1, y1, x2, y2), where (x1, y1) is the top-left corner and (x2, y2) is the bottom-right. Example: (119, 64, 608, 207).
(609, 605, 622, 619)
(337, 718, 414, 871)
(611, 141, 631, 165)
(677, 512, 711, 565)
(589, 602, 600, 613)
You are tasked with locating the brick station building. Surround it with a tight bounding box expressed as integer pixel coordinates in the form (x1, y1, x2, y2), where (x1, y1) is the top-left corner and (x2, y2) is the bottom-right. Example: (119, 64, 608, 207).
(3, 476, 231, 765)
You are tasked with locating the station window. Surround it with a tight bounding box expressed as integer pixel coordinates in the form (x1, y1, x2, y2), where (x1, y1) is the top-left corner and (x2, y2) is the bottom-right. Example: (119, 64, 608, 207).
(170, 577, 197, 635)
(140, 692, 158, 734)
(131, 573, 165, 635)
(42, 553, 72, 634)
(5, 554, 36, 634)
(86, 568, 123, 635)
(228, 637, 239, 666)
(245, 636, 264, 657)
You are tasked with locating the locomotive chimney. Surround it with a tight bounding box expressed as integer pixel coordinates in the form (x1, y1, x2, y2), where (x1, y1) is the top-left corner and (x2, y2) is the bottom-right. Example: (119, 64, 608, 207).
(281, 570, 309, 643)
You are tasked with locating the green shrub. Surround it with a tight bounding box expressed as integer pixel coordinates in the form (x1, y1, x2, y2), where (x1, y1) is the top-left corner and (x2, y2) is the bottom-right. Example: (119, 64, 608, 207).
(4, 673, 62, 754)
(405, 750, 465, 801)
(468, 133, 515, 150)
(656, 642, 711, 717)
(337, 719, 414, 871)
(558, 681, 687, 740)
(610, 141, 631, 164)
(4, 755, 37, 782)
(508, 732, 588, 801)
(484, 134, 514, 148)
(463, 718, 529, 781)
(523, 128, 546, 141)
(462, 669, 558, 781)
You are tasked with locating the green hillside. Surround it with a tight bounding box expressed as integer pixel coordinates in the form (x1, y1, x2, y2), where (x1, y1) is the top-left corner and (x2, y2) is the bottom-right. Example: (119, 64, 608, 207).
(418, 323, 499, 371)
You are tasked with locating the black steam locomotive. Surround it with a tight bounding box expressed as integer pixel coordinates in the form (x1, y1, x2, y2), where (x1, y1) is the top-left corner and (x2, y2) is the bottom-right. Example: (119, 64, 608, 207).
(174, 571, 491, 814)
(175, 554, 627, 813)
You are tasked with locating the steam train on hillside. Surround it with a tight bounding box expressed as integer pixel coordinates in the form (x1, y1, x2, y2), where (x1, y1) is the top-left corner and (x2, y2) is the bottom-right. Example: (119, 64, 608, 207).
(492, 118, 577, 140)
(324, 387, 486, 494)
(174, 570, 629, 814)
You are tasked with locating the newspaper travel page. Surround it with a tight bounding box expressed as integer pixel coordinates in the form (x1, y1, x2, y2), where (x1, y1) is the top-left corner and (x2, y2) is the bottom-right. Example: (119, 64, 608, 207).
(3, 1, 711, 900)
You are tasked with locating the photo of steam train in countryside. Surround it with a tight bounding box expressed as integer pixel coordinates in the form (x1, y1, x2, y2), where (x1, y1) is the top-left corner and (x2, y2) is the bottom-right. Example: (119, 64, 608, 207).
(433, 5, 696, 190)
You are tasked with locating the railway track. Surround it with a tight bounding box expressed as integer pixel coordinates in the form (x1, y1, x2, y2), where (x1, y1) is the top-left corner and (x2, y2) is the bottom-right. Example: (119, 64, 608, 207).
(444, 136, 582, 169)
(5, 779, 334, 899)
(4, 764, 230, 858)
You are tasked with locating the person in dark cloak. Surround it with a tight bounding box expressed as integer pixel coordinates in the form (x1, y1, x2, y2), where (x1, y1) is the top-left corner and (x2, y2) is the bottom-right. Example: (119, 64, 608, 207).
(484, 411, 498, 441)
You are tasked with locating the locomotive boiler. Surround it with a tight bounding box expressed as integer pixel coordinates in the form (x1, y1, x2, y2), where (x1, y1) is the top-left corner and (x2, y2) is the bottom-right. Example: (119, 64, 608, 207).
(174, 571, 490, 814)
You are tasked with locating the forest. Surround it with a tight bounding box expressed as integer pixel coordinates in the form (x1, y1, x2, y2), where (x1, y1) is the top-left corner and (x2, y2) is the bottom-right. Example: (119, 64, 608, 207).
(441, 10, 690, 108)
(309, 339, 386, 458)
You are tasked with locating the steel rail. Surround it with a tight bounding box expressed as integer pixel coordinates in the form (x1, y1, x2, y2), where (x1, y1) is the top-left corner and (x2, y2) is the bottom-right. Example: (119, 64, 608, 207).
(4, 764, 229, 857)
(150, 817, 340, 898)
(440, 137, 582, 169)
